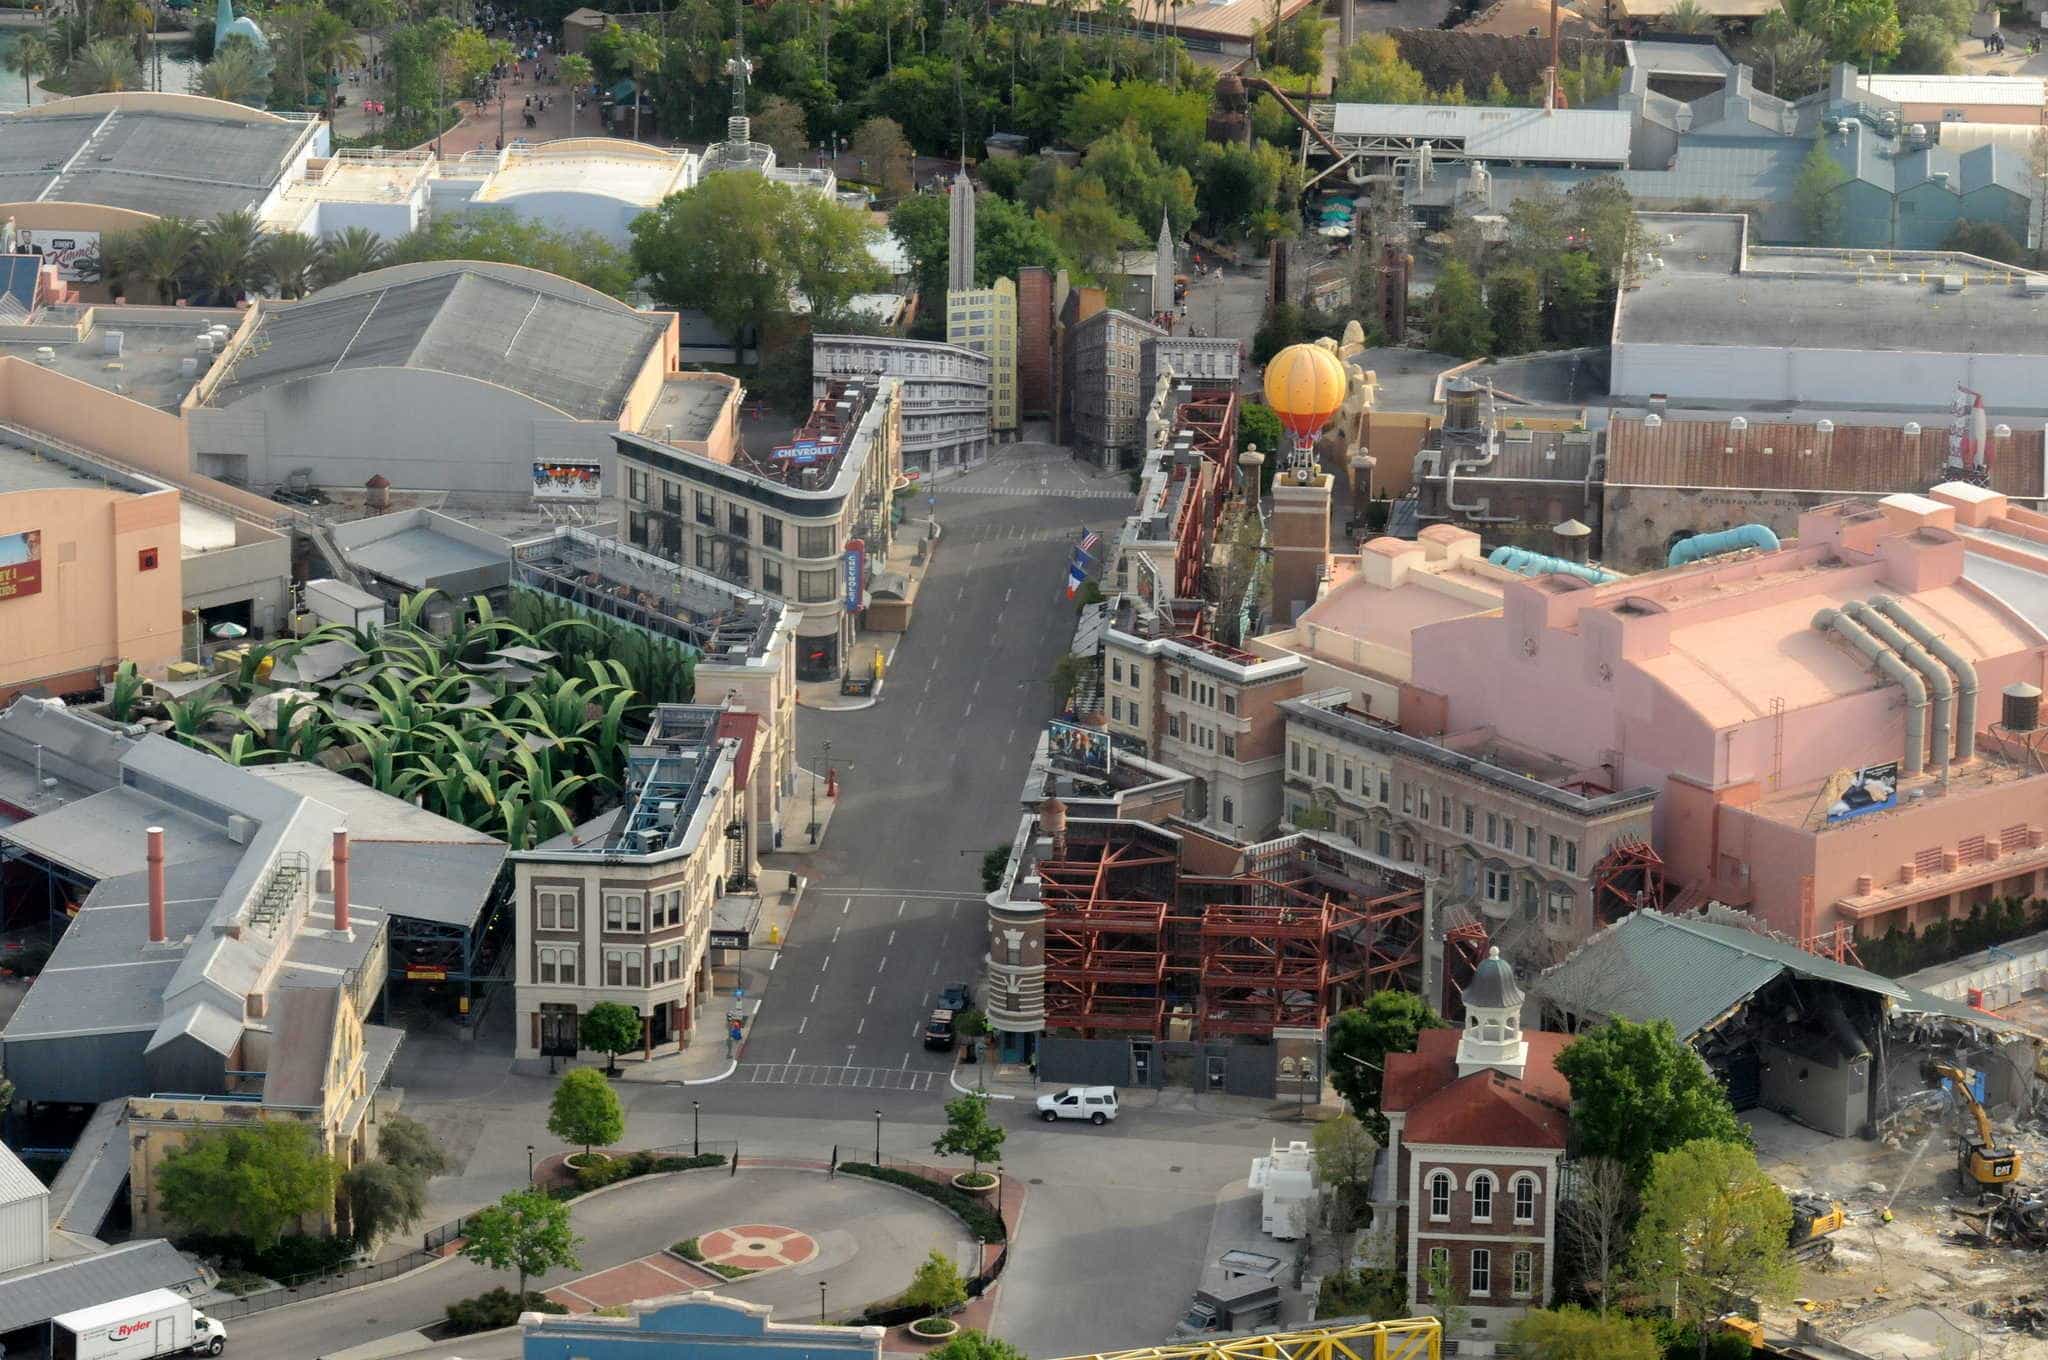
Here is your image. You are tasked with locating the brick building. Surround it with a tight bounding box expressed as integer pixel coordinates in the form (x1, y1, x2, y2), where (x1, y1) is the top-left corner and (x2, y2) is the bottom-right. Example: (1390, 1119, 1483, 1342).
(1017, 266, 1055, 421)
(1380, 950, 1568, 1340)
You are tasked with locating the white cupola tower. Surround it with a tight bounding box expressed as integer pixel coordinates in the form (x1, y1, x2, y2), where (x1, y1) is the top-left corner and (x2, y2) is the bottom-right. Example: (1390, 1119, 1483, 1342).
(1456, 946, 1529, 1080)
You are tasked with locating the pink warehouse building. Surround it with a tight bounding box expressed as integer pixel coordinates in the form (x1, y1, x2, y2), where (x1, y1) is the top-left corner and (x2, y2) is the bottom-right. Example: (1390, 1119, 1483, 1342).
(1401, 485, 2048, 945)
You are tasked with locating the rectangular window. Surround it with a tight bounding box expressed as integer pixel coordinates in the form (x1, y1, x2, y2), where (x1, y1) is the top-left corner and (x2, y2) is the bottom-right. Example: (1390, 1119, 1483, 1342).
(1504, 818, 1516, 850)
(624, 951, 643, 987)
(694, 490, 714, 526)
(1513, 1250, 1534, 1297)
(1523, 878, 1539, 918)
(1402, 785, 1414, 814)
(1418, 789, 1431, 820)
(538, 947, 557, 984)
(1427, 1247, 1450, 1284)
(624, 895, 643, 931)
(728, 506, 750, 538)
(1222, 692, 1237, 716)
(761, 515, 784, 550)
(604, 950, 623, 986)
(1472, 1178, 1492, 1222)
(651, 949, 667, 984)
(762, 560, 784, 594)
(1112, 659, 1123, 683)
(1547, 890, 1573, 929)
(694, 536, 712, 570)
(1289, 743, 1301, 773)
(727, 546, 749, 583)
(628, 468, 648, 502)
(662, 480, 681, 514)
(1515, 1176, 1536, 1223)
(1429, 1174, 1451, 1218)
(1169, 673, 1183, 696)
(536, 892, 557, 931)
(560, 896, 578, 931)
(1526, 825, 1537, 858)
(1567, 840, 1579, 872)
(604, 894, 624, 930)
(1464, 806, 1476, 835)
(1377, 828, 1392, 857)
(798, 525, 835, 558)
(558, 948, 577, 984)
(1342, 764, 1354, 792)
(1487, 812, 1499, 845)
(1470, 1249, 1491, 1296)
(1378, 773, 1390, 804)
(1221, 733, 1235, 758)
(1324, 754, 1336, 783)
(627, 511, 648, 548)
(1549, 834, 1562, 867)
(1485, 868, 1513, 904)
(1441, 797, 1453, 829)
(1168, 714, 1181, 739)
(799, 569, 836, 603)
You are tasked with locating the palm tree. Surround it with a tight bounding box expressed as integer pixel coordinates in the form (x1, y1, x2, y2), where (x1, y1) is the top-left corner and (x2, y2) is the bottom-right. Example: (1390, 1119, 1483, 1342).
(558, 54, 592, 137)
(1663, 0, 1716, 32)
(73, 36, 141, 92)
(617, 29, 662, 142)
(197, 43, 268, 103)
(94, 229, 140, 301)
(318, 226, 387, 286)
(194, 209, 268, 304)
(306, 10, 365, 102)
(134, 216, 201, 303)
(2, 31, 54, 107)
(261, 231, 324, 298)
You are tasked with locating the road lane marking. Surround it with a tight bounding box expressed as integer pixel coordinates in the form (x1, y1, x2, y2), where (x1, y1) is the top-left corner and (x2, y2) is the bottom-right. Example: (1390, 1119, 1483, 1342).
(868, 985, 877, 1004)
(887, 930, 896, 945)
(843, 900, 851, 914)
(798, 1016, 808, 1034)
(897, 901, 906, 917)
(811, 984, 820, 1003)
(964, 703, 973, 718)
(901, 1053, 911, 1069)
(877, 956, 887, 972)
(787, 1048, 798, 1064)
(832, 925, 840, 942)
(821, 955, 830, 971)
(857, 1018, 866, 1034)
(972, 679, 981, 695)
(769, 954, 778, 970)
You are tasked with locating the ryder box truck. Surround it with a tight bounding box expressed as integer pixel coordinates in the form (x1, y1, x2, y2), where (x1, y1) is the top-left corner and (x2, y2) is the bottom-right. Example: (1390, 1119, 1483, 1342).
(51, 1289, 227, 1359)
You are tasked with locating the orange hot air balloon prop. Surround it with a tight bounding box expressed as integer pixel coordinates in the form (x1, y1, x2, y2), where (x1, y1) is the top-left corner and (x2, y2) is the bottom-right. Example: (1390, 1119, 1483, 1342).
(1262, 343, 1347, 474)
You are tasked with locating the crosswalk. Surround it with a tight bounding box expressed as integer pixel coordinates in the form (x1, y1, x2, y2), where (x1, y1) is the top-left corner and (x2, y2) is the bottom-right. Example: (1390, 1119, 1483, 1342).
(949, 484, 1131, 501)
(736, 1063, 942, 1091)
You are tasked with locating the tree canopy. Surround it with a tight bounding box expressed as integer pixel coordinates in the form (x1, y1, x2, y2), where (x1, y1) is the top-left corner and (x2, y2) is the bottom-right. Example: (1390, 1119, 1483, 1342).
(1628, 1140, 1797, 1350)
(548, 1067, 626, 1156)
(1508, 1306, 1663, 1360)
(578, 1002, 645, 1076)
(157, 1122, 342, 1248)
(461, 1189, 582, 1299)
(1554, 1017, 1746, 1185)
(932, 1092, 1006, 1172)
(1326, 991, 1448, 1137)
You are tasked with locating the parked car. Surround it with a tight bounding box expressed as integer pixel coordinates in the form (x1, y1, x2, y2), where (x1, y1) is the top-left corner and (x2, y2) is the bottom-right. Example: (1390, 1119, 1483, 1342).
(922, 1009, 957, 1050)
(939, 981, 973, 1011)
(1036, 1085, 1119, 1124)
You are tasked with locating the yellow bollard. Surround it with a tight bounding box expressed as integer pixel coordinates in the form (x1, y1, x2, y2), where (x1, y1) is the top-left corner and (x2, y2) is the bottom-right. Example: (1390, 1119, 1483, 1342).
(769, 924, 782, 946)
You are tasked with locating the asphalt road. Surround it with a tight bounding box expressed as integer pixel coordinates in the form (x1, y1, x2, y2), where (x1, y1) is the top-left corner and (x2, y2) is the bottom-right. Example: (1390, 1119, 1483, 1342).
(737, 447, 1133, 1091)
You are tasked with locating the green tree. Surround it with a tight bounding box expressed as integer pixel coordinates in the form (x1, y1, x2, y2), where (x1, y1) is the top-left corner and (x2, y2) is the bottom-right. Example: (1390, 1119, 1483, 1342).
(618, 28, 663, 141)
(1663, 0, 1718, 31)
(1038, 175, 1141, 286)
(1508, 1306, 1662, 1360)
(461, 1189, 582, 1300)
(377, 1114, 449, 1178)
(1063, 77, 1209, 167)
(261, 231, 324, 299)
(1310, 1113, 1377, 1228)
(932, 1092, 1006, 1173)
(199, 41, 271, 104)
(754, 95, 811, 166)
(1486, 267, 1543, 355)
(928, 1332, 1029, 1360)
(194, 209, 268, 305)
(1326, 991, 1448, 1138)
(320, 225, 388, 287)
(1749, 11, 1828, 96)
(1335, 34, 1430, 104)
(547, 1067, 626, 1158)
(1238, 402, 1285, 472)
(1894, 14, 1960, 70)
(1547, 252, 1615, 346)
(1557, 1156, 1632, 1314)
(1429, 259, 1493, 359)
(2, 30, 53, 107)
(900, 1247, 970, 1315)
(558, 53, 594, 138)
(1628, 1140, 1797, 1359)
(1554, 1017, 1745, 1186)
(1072, 123, 1197, 238)
(786, 190, 886, 324)
(578, 1001, 644, 1076)
(387, 212, 636, 299)
(73, 36, 141, 93)
(1420, 1251, 1467, 1336)
(980, 844, 1012, 892)
(342, 1160, 428, 1249)
(1944, 220, 2026, 264)
(1197, 141, 1284, 236)
(156, 1123, 343, 1248)
(851, 115, 916, 201)
(633, 174, 803, 362)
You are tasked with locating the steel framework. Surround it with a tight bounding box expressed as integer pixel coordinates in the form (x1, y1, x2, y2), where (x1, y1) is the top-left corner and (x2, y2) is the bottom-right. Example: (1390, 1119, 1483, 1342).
(1047, 1318, 1441, 1360)
(1040, 823, 1426, 1039)
(1592, 835, 1667, 925)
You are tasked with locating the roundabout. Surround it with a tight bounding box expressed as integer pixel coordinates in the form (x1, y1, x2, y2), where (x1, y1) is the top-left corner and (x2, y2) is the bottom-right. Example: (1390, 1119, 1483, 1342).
(695, 1223, 822, 1272)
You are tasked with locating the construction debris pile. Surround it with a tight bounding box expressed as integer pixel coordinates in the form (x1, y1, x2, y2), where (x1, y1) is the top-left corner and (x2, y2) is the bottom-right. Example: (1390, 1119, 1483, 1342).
(1951, 1186, 2048, 1251)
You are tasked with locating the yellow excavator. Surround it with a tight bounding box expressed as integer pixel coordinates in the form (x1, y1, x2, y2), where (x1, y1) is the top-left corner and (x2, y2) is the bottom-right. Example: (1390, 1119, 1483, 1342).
(1926, 1062, 2023, 1192)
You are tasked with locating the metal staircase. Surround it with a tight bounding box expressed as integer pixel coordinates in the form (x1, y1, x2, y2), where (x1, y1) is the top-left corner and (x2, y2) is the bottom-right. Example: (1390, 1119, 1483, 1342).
(249, 851, 308, 930)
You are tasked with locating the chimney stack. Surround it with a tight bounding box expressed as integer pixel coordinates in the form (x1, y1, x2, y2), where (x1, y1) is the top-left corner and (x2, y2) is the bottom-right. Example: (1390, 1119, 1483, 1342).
(332, 827, 351, 934)
(146, 825, 167, 944)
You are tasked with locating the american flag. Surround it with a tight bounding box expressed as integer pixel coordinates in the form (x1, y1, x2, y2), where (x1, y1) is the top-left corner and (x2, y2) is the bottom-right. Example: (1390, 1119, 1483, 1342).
(1077, 530, 1101, 556)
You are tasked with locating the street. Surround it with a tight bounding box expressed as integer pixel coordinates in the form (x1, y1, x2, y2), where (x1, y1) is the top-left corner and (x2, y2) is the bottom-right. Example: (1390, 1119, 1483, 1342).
(235, 448, 1311, 1360)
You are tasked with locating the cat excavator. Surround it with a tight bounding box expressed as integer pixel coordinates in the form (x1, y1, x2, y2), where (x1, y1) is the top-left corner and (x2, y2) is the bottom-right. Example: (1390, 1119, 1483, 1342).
(1926, 1062, 2023, 1193)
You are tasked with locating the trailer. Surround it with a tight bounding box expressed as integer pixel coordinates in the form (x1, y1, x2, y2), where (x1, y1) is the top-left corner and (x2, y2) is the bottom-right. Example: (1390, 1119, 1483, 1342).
(51, 1289, 226, 1360)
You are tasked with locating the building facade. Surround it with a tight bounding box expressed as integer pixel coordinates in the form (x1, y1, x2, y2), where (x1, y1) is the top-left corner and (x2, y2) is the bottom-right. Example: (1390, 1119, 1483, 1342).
(811, 334, 990, 477)
(1281, 691, 1660, 966)
(1102, 626, 1306, 840)
(947, 170, 976, 296)
(1017, 265, 1055, 420)
(946, 278, 1018, 436)
(523, 1292, 884, 1360)
(616, 377, 902, 681)
(1066, 308, 1167, 465)
(1381, 952, 1566, 1341)
(511, 704, 758, 1061)
(1138, 335, 1241, 406)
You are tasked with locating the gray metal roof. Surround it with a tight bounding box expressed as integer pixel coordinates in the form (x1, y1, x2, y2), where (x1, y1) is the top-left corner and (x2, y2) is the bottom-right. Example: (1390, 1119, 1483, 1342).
(0, 1240, 204, 1334)
(0, 1142, 48, 1212)
(0, 108, 316, 219)
(1329, 103, 1633, 163)
(344, 841, 507, 927)
(208, 264, 668, 421)
(328, 510, 512, 593)
(1533, 910, 2010, 1038)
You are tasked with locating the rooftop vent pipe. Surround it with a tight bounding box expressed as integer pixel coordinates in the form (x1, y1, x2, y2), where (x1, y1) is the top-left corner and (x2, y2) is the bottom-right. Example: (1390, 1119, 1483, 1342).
(1872, 596, 1977, 763)
(1486, 545, 1620, 584)
(1844, 600, 1951, 783)
(1668, 523, 1780, 569)
(1812, 608, 1927, 778)
(146, 825, 166, 944)
(332, 827, 351, 935)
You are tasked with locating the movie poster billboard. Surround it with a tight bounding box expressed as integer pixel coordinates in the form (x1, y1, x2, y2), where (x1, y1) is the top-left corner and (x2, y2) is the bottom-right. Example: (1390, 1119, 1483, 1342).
(0, 529, 42, 601)
(10, 229, 100, 284)
(532, 459, 603, 501)
(1048, 720, 1110, 772)
(1826, 761, 1899, 823)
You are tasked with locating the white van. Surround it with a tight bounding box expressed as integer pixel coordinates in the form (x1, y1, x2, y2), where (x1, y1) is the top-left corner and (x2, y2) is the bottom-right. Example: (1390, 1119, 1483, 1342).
(1036, 1085, 1119, 1124)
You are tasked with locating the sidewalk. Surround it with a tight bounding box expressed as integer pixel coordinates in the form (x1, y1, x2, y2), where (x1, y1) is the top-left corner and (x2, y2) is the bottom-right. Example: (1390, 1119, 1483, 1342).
(774, 768, 840, 852)
(956, 1063, 1348, 1124)
(796, 518, 941, 712)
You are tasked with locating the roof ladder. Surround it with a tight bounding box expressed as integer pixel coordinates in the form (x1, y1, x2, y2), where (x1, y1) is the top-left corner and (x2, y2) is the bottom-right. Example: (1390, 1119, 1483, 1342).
(249, 850, 309, 930)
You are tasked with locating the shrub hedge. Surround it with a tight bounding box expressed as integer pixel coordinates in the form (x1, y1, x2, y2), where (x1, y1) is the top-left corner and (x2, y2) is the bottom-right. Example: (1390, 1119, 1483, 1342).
(444, 1288, 566, 1335)
(836, 1163, 1006, 1242)
(561, 1150, 726, 1197)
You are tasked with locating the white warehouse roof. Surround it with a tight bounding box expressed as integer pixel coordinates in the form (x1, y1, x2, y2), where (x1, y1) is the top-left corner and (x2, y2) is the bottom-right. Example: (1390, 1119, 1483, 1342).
(1859, 74, 2046, 107)
(1326, 104, 1633, 164)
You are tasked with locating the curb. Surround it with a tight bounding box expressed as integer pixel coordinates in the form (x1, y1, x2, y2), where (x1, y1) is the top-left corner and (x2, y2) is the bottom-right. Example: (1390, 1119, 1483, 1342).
(678, 1059, 738, 1085)
(948, 1070, 1018, 1101)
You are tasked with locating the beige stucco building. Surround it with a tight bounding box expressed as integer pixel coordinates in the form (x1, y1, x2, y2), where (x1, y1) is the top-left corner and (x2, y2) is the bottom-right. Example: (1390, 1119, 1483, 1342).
(947, 278, 1017, 435)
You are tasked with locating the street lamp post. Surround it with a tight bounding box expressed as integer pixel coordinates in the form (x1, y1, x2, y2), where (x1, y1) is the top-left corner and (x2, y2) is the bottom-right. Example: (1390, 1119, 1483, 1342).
(693, 1100, 701, 1156)
(874, 1108, 883, 1164)
(809, 740, 832, 844)
(819, 1281, 829, 1321)
(527, 1144, 535, 1186)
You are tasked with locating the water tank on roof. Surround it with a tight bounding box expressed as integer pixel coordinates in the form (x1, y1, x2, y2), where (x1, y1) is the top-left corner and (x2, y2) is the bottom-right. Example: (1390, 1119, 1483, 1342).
(2005, 683, 2041, 733)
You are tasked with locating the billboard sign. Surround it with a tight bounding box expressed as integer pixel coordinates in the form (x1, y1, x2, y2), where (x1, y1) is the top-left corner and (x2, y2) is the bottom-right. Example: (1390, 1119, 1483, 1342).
(1826, 761, 1899, 823)
(10, 229, 100, 283)
(843, 539, 865, 611)
(772, 437, 838, 466)
(532, 459, 603, 501)
(0, 530, 42, 601)
(1048, 719, 1110, 772)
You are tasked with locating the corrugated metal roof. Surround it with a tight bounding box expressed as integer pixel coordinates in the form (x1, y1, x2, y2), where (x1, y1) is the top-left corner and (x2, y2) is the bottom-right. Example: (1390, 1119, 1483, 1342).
(0, 1143, 47, 1212)
(1534, 910, 2011, 1039)
(0, 1240, 204, 1334)
(1607, 415, 2046, 497)
(1861, 74, 2047, 107)
(1328, 104, 1633, 163)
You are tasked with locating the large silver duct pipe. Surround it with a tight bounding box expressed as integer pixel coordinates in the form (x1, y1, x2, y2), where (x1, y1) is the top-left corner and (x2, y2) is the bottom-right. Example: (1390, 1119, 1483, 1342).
(1813, 608, 1928, 779)
(1873, 596, 1979, 763)
(1845, 600, 1951, 783)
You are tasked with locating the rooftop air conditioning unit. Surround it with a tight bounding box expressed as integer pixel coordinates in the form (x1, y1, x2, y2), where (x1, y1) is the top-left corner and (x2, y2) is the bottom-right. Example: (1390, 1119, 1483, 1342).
(1939, 274, 1966, 293)
(2023, 277, 2048, 297)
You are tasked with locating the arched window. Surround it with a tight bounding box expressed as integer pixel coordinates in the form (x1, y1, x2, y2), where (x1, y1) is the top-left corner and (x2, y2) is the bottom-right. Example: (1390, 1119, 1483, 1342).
(1428, 1171, 1452, 1220)
(1512, 1173, 1539, 1224)
(1468, 1171, 1496, 1222)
